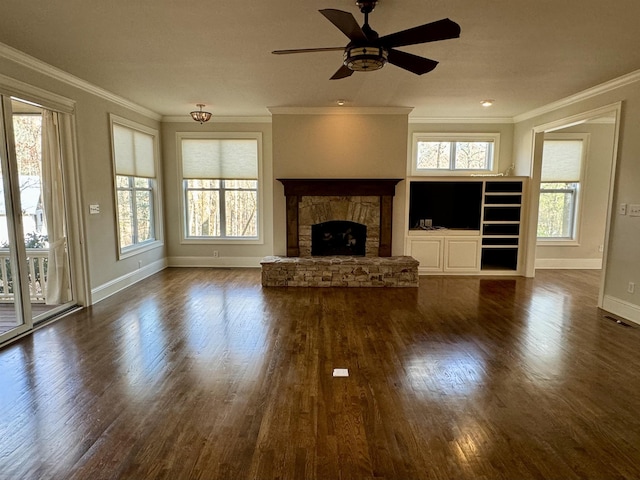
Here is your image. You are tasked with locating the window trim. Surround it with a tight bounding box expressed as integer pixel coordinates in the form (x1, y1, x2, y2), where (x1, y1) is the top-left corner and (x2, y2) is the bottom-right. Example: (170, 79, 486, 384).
(109, 114, 163, 258)
(177, 131, 264, 245)
(411, 132, 500, 176)
(536, 133, 589, 245)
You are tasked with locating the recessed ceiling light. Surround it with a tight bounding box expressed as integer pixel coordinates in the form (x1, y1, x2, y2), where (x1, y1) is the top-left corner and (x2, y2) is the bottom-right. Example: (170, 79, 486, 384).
(481, 99, 494, 107)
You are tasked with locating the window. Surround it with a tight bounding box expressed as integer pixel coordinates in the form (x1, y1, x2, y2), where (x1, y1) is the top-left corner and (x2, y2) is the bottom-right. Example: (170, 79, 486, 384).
(179, 133, 262, 241)
(537, 135, 587, 241)
(412, 133, 499, 175)
(110, 115, 161, 256)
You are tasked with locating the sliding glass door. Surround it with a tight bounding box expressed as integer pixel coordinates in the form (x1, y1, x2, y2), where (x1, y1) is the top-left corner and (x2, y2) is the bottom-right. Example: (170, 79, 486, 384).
(0, 96, 31, 341)
(0, 95, 75, 344)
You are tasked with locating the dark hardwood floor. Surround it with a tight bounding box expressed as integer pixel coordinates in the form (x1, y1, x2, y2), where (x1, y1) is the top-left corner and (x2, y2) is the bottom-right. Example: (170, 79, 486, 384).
(1, 268, 640, 479)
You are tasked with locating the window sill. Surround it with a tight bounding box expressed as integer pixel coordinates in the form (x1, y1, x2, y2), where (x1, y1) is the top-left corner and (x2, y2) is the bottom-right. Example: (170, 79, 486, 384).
(181, 237, 264, 245)
(119, 239, 164, 259)
(411, 170, 499, 177)
(536, 239, 580, 247)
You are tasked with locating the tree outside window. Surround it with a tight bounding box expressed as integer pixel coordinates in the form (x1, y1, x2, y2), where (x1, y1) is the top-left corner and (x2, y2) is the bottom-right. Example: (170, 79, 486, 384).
(116, 175, 154, 248)
(537, 182, 578, 238)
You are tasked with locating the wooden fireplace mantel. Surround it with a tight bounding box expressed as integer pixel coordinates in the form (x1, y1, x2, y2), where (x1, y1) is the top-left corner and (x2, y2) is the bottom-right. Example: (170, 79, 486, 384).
(278, 178, 402, 257)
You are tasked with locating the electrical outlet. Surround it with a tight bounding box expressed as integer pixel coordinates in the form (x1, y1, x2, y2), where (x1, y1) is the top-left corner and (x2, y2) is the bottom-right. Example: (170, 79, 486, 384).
(213, 250, 219, 258)
(619, 203, 627, 215)
(629, 204, 640, 217)
(598, 244, 604, 253)
(628, 282, 635, 294)
(89, 204, 100, 215)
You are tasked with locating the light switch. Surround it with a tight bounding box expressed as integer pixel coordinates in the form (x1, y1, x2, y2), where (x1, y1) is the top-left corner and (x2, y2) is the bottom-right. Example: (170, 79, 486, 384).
(89, 204, 100, 214)
(629, 204, 640, 217)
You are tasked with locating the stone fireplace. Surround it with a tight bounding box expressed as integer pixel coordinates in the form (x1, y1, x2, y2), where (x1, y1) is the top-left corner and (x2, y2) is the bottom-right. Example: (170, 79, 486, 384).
(277, 178, 401, 257)
(260, 178, 419, 288)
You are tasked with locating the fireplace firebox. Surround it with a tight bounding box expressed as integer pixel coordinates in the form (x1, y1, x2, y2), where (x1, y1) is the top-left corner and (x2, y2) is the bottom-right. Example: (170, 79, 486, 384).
(311, 220, 367, 256)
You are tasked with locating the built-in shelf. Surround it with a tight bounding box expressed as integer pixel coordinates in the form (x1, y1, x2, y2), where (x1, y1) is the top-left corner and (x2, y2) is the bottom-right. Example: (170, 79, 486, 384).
(480, 181, 524, 272)
(406, 177, 526, 275)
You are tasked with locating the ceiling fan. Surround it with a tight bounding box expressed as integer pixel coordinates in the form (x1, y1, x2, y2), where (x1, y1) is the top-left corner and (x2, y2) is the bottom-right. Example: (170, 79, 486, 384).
(272, 0, 461, 80)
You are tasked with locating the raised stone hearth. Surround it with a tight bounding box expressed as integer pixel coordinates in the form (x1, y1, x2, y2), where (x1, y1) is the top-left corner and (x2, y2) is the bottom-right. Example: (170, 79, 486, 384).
(261, 256, 419, 288)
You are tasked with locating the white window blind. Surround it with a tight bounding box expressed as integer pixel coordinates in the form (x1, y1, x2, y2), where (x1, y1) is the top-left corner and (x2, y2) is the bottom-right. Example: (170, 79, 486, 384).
(182, 139, 258, 179)
(541, 140, 583, 182)
(113, 123, 156, 178)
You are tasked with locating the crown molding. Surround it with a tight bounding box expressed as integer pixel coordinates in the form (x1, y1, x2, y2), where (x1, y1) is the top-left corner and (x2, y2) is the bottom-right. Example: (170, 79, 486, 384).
(513, 69, 640, 123)
(0, 42, 162, 121)
(268, 106, 413, 115)
(162, 115, 272, 123)
(408, 116, 514, 124)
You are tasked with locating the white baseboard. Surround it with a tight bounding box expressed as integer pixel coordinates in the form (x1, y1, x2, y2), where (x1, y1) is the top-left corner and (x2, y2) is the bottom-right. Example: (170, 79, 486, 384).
(91, 258, 168, 305)
(602, 295, 640, 326)
(535, 258, 603, 269)
(167, 256, 263, 268)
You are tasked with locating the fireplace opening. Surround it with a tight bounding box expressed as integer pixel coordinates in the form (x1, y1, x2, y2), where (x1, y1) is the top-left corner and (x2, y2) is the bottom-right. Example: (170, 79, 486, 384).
(311, 220, 367, 256)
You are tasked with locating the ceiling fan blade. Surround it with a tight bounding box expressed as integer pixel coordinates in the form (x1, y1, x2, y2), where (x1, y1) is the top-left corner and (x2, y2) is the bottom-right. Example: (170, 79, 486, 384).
(387, 49, 439, 75)
(272, 47, 345, 55)
(320, 9, 368, 42)
(330, 64, 354, 80)
(379, 18, 461, 48)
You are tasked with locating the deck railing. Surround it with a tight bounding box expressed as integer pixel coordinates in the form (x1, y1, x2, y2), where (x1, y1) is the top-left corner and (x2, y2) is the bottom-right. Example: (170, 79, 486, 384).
(0, 248, 48, 303)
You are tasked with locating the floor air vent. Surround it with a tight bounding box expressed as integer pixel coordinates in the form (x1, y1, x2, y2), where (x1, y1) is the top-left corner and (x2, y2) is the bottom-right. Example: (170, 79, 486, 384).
(604, 315, 632, 327)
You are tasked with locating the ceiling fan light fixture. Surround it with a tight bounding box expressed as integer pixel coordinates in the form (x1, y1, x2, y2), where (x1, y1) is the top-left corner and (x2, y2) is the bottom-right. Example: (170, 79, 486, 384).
(190, 103, 212, 123)
(344, 46, 388, 72)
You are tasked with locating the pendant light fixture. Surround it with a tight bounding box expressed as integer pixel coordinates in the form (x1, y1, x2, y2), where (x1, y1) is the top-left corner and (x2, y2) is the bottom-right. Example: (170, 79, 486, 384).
(190, 104, 212, 124)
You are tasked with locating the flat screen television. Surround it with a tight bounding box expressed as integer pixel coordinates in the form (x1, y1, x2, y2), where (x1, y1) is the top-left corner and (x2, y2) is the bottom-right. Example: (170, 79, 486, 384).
(409, 181, 483, 231)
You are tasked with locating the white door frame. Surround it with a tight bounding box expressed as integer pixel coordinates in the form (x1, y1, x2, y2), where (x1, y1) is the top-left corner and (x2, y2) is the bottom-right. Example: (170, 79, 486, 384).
(525, 102, 622, 308)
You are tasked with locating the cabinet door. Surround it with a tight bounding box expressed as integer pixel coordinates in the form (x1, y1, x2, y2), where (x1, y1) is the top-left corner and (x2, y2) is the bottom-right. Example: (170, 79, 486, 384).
(444, 238, 480, 272)
(407, 237, 444, 273)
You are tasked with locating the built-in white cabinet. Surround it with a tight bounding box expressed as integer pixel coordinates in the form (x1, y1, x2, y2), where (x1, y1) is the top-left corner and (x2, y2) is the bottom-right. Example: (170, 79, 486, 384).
(406, 233, 481, 274)
(444, 237, 481, 271)
(406, 177, 526, 275)
(406, 236, 444, 272)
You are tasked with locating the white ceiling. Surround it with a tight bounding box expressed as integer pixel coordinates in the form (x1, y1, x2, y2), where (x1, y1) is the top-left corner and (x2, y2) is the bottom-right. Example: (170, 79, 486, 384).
(1, 0, 639, 119)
